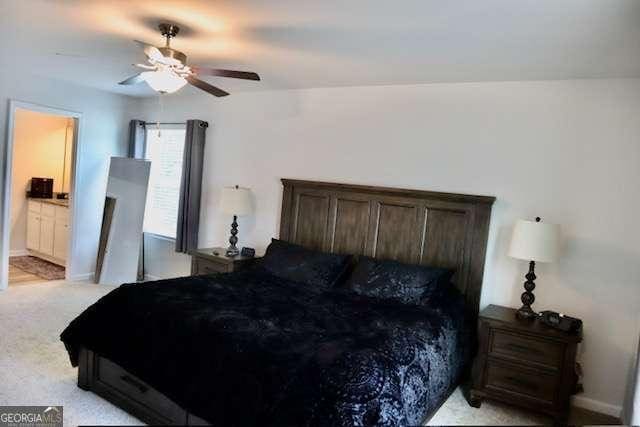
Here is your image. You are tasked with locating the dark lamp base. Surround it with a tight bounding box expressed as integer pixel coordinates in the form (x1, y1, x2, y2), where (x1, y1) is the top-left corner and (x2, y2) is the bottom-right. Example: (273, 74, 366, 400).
(516, 260, 538, 321)
(226, 215, 240, 257)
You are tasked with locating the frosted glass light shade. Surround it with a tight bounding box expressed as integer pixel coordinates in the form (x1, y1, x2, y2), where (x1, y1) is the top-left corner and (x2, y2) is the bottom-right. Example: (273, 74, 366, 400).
(508, 219, 560, 263)
(142, 70, 187, 93)
(220, 186, 252, 216)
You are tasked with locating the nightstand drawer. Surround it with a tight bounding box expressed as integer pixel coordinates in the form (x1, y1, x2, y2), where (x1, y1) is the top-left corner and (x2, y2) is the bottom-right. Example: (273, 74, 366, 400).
(491, 330, 564, 369)
(192, 258, 230, 275)
(486, 361, 557, 403)
(191, 247, 257, 276)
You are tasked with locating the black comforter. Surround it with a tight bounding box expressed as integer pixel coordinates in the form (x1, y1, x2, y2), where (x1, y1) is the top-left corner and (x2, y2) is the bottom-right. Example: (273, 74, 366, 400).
(61, 267, 471, 426)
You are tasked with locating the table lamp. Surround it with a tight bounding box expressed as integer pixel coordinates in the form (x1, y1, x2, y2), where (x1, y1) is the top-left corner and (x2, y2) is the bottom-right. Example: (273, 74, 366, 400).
(220, 185, 252, 256)
(508, 217, 560, 320)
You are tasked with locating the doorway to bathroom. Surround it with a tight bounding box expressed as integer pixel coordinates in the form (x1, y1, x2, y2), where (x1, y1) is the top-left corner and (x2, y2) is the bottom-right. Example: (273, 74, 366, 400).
(1, 101, 81, 288)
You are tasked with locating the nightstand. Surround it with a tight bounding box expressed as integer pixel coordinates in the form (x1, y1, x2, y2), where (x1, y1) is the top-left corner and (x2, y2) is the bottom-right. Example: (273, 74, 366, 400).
(469, 304, 582, 424)
(190, 247, 257, 275)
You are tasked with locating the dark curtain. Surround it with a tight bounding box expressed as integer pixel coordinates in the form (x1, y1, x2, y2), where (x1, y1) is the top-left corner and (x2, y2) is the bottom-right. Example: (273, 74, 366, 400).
(128, 120, 146, 159)
(175, 120, 208, 253)
(128, 120, 146, 281)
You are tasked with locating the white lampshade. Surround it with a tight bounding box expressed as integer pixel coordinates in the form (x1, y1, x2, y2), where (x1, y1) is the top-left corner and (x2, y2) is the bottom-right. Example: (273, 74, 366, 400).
(508, 219, 560, 263)
(220, 186, 252, 216)
(141, 70, 187, 93)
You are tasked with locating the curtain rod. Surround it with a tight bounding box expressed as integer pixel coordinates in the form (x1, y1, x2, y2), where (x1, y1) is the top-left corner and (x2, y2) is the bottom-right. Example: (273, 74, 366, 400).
(140, 121, 209, 128)
(141, 121, 185, 125)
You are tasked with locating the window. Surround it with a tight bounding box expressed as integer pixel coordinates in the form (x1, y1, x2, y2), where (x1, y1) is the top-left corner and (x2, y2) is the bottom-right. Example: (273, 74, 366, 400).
(143, 125, 186, 239)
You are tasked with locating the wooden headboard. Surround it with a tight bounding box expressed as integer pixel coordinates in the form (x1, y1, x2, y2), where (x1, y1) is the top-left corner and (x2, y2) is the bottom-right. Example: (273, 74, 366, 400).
(279, 179, 495, 317)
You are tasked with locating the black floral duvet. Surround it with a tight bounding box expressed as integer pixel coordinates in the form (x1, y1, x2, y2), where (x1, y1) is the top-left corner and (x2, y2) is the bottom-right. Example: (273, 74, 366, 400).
(61, 267, 471, 426)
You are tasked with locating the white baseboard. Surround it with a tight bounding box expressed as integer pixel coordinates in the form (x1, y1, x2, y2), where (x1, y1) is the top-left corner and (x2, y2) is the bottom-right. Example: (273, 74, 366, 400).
(68, 272, 94, 282)
(9, 249, 29, 257)
(572, 395, 622, 418)
(68, 273, 159, 283)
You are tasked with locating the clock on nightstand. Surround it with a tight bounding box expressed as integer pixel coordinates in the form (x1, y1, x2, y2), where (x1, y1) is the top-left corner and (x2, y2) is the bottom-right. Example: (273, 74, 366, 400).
(469, 304, 582, 425)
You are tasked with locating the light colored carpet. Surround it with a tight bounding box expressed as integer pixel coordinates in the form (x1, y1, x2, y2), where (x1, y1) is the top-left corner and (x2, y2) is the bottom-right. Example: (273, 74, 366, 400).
(0, 280, 616, 426)
(8, 264, 42, 286)
(426, 388, 547, 425)
(0, 280, 142, 426)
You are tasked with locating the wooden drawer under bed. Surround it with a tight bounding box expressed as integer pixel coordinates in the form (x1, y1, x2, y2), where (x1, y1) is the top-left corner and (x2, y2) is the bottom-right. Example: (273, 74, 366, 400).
(78, 348, 202, 425)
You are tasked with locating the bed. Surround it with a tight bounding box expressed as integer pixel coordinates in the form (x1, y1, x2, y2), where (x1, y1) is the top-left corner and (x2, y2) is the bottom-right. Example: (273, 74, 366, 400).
(61, 179, 495, 425)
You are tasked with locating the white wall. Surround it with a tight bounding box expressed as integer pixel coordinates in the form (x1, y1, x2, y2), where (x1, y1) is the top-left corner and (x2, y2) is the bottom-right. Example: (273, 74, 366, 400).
(142, 234, 191, 280)
(0, 70, 133, 280)
(10, 110, 71, 253)
(136, 78, 640, 414)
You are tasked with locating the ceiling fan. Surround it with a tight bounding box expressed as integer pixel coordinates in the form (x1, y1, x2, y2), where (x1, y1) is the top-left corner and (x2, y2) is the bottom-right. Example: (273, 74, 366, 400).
(119, 23, 260, 97)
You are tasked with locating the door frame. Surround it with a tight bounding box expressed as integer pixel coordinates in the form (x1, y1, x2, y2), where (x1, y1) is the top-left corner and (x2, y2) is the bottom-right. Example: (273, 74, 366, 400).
(1, 100, 83, 289)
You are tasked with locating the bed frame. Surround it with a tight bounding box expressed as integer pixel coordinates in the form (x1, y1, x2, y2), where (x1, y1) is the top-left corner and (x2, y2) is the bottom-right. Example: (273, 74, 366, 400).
(77, 179, 495, 425)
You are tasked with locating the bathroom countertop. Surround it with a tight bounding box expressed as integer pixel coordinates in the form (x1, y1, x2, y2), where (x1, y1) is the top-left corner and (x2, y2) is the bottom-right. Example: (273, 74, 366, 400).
(28, 197, 70, 208)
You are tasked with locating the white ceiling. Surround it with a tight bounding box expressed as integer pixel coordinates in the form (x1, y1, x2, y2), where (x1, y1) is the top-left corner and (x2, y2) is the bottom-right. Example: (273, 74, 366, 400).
(3, 0, 640, 97)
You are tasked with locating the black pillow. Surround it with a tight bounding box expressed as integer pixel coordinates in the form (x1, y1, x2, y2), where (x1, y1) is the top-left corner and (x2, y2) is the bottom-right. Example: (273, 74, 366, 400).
(344, 257, 454, 304)
(261, 239, 352, 289)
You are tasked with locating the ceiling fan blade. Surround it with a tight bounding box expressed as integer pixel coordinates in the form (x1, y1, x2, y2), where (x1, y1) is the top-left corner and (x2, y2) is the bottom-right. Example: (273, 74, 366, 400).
(134, 63, 157, 70)
(186, 76, 229, 97)
(191, 67, 260, 81)
(133, 40, 164, 62)
(119, 73, 145, 85)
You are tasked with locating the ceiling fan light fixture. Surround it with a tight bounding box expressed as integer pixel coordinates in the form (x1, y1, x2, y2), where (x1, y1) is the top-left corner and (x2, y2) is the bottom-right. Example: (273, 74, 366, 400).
(122, 24, 260, 97)
(141, 70, 187, 93)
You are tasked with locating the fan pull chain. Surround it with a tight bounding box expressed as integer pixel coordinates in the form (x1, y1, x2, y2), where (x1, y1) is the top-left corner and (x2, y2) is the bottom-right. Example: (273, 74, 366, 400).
(156, 93, 164, 137)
